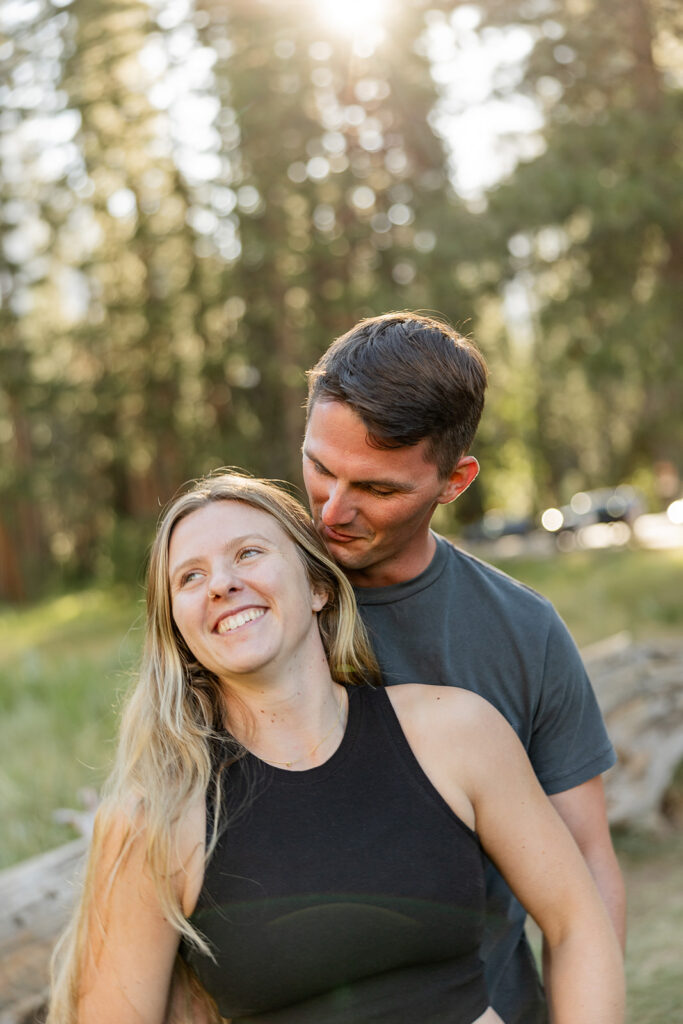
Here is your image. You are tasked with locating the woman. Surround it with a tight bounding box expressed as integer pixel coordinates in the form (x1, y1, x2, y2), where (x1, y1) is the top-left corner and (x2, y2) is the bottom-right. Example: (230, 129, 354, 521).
(48, 471, 624, 1024)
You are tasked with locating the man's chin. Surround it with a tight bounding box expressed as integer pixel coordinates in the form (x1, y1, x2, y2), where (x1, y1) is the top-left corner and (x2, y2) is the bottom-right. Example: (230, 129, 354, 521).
(322, 538, 373, 571)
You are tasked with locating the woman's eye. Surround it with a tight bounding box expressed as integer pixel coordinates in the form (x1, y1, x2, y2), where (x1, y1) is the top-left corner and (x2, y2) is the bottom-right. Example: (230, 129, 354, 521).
(238, 546, 262, 561)
(180, 570, 202, 586)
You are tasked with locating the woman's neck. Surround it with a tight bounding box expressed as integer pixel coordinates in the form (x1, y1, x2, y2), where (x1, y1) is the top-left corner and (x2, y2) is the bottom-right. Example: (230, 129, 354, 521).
(220, 663, 347, 770)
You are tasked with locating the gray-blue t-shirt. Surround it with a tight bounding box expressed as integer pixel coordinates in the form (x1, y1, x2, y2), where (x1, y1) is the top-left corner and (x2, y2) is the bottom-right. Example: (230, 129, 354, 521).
(354, 534, 616, 1024)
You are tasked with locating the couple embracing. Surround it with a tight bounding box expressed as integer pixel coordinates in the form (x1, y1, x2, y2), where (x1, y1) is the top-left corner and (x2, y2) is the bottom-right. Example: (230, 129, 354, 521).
(49, 313, 625, 1024)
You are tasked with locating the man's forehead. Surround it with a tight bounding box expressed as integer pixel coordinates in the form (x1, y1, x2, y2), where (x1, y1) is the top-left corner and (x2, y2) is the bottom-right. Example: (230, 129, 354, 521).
(304, 401, 435, 480)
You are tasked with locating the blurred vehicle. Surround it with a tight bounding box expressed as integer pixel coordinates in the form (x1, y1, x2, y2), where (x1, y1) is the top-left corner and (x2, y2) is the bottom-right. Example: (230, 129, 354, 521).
(631, 497, 683, 549)
(461, 486, 648, 553)
(541, 485, 646, 550)
(461, 509, 534, 543)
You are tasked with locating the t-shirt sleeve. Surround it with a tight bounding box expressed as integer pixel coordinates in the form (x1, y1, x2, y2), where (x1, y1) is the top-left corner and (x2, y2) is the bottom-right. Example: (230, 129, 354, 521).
(529, 610, 616, 795)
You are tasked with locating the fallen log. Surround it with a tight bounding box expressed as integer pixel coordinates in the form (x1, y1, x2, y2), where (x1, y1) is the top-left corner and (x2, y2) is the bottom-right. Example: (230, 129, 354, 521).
(0, 839, 86, 1024)
(584, 634, 683, 830)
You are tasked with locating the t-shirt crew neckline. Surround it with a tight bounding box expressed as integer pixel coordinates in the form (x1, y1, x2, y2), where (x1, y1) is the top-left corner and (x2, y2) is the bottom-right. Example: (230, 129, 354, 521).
(353, 531, 450, 606)
(239, 684, 363, 784)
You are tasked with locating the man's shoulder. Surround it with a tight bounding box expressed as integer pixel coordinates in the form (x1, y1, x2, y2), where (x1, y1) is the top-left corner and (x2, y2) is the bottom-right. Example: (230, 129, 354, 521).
(355, 533, 557, 630)
(435, 534, 553, 613)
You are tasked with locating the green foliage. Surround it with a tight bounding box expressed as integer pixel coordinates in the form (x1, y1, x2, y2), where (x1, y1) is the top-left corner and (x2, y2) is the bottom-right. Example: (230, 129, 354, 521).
(1, 0, 681, 600)
(471, 0, 683, 499)
(0, 0, 477, 599)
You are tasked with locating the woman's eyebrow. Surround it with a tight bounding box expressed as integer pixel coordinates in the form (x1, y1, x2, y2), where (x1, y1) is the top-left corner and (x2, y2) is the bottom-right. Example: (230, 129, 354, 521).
(169, 555, 204, 583)
(169, 534, 273, 581)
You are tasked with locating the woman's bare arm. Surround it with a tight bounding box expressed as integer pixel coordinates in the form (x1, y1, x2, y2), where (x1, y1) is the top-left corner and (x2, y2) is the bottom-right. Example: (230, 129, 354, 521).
(78, 798, 205, 1024)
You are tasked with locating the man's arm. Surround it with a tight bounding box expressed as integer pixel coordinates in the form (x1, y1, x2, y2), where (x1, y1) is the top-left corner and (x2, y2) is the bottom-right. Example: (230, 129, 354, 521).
(549, 776, 626, 949)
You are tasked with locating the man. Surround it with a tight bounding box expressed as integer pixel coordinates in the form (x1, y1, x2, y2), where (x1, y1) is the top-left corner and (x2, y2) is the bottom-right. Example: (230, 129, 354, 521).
(302, 311, 625, 1023)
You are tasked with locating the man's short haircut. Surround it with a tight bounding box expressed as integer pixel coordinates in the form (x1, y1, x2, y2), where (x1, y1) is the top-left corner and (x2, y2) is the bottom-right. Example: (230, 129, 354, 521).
(306, 312, 488, 478)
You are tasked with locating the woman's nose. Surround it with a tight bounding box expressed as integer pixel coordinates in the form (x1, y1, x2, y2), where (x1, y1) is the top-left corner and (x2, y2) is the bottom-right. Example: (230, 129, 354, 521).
(207, 567, 241, 599)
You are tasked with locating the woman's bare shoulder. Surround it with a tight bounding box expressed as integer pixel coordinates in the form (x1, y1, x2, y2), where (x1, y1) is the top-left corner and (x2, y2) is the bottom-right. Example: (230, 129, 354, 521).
(383, 685, 513, 830)
(386, 684, 521, 795)
(386, 682, 506, 735)
(93, 788, 206, 913)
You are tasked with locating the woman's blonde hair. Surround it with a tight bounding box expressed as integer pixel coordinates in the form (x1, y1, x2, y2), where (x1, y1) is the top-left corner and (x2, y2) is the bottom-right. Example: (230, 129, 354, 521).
(48, 470, 380, 1023)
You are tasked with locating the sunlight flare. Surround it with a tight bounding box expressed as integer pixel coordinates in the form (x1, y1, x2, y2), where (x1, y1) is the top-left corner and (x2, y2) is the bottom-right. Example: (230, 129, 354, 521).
(316, 0, 387, 35)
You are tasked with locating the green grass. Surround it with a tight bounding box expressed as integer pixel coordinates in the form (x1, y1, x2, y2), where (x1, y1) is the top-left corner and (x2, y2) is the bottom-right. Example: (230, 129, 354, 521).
(0, 586, 144, 868)
(616, 830, 683, 1023)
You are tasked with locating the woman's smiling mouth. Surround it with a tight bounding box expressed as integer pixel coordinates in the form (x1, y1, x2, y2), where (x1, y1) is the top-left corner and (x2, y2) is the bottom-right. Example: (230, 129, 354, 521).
(215, 608, 266, 634)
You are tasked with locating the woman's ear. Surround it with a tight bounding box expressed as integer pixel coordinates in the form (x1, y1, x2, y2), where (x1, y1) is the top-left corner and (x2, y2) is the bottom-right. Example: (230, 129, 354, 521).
(311, 585, 329, 612)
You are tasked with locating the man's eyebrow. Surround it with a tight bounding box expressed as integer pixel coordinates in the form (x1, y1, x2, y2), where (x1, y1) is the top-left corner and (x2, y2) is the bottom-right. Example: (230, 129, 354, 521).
(303, 448, 414, 493)
(358, 478, 415, 493)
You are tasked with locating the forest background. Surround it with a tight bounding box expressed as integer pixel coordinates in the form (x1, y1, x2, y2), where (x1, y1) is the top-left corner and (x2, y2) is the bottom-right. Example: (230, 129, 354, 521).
(2, 3, 683, 1017)
(2, 0, 682, 601)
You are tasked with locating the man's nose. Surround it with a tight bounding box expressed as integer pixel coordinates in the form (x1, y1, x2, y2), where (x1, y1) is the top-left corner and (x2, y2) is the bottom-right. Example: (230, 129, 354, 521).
(320, 483, 354, 526)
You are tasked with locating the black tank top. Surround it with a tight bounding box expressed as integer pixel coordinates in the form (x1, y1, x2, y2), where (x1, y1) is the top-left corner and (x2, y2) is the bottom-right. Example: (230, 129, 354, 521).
(183, 685, 489, 1023)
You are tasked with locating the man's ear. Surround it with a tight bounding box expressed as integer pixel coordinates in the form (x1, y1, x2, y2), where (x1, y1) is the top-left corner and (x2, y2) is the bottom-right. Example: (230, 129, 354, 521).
(437, 457, 480, 506)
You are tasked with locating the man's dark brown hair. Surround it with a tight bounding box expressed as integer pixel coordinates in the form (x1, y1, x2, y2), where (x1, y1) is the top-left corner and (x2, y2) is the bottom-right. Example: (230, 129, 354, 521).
(306, 312, 488, 478)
